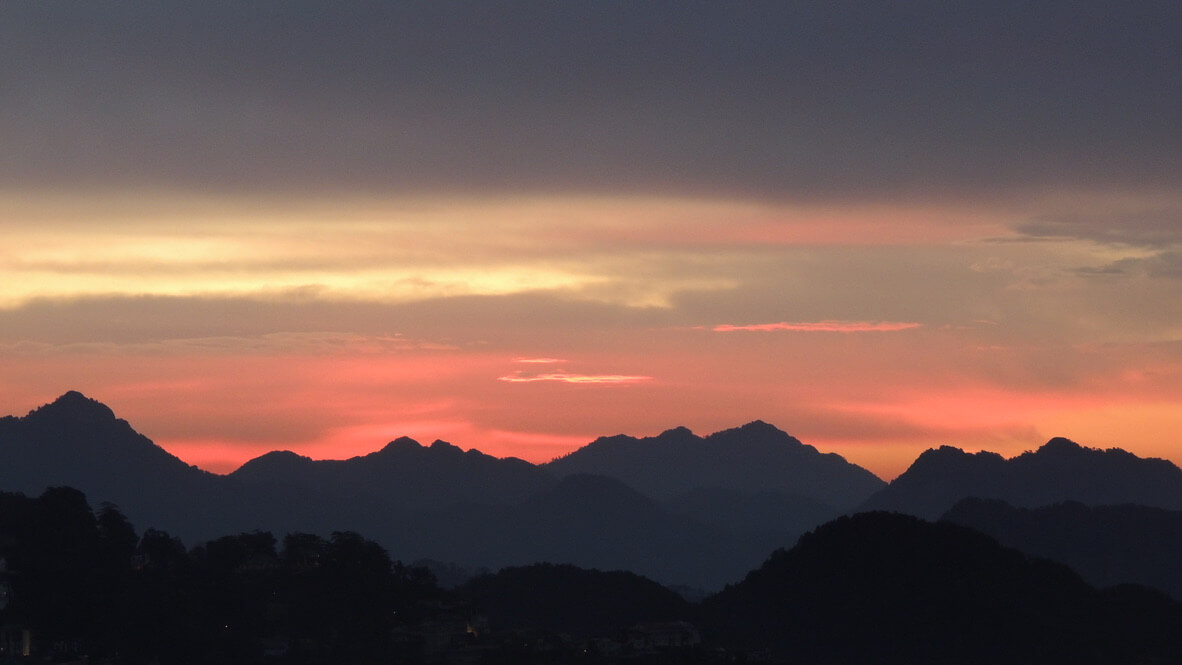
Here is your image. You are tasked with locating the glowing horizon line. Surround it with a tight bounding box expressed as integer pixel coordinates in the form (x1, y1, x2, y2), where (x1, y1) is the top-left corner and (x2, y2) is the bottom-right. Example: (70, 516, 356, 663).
(498, 372, 652, 384)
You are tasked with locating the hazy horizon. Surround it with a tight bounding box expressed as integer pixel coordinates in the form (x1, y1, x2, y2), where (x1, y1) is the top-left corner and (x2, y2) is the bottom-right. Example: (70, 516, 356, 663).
(4, 389, 1161, 483)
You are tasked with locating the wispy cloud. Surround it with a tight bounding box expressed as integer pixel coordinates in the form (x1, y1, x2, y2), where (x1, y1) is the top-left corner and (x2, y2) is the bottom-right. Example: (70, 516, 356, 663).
(513, 357, 567, 364)
(1012, 208, 1182, 248)
(713, 321, 922, 333)
(498, 372, 652, 384)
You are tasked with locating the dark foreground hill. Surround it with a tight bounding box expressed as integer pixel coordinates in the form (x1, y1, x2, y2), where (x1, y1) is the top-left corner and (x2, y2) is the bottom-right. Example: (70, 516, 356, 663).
(6, 485, 1182, 665)
(944, 498, 1182, 602)
(700, 511, 1182, 665)
(860, 437, 1182, 519)
(459, 563, 691, 637)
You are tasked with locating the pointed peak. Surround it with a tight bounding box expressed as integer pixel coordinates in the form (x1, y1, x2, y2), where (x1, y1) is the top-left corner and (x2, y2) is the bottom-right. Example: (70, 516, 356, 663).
(57, 390, 90, 402)
(706, 420, 803, 448)
(32, 391, 117, 422)
(738, 419, 779, 433)
(725, 420, 795, 441)
(429, 439, 464, 454)
(917, 445, 970, 459)
(904, 445, 1005, 475)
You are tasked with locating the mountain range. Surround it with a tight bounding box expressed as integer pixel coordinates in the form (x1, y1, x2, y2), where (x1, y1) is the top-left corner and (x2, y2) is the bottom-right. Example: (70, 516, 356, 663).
(4, 391, 1182, 594)
(0, 392, 883, 589)
(859, 437, 1182, 519)
(546, 421, 884, 510)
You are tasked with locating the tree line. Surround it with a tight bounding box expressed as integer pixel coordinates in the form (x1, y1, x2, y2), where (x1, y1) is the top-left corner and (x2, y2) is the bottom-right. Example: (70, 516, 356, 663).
(0, 487, 440, 664)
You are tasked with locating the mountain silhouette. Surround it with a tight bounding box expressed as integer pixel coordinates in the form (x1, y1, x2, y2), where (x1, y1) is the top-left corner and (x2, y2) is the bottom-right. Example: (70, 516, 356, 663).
(385, 473, 784, 590)
(0, 391, 201, 487)
(230, 435, 552, 514)
(17, 392, 1182, 596)
(0, 392, 357, 544)
(545, 420, 884, 511)
(0, 392, 228, 537)
(700, 511, 1182, 664)
(0, 392, 813, 589)
(943, 497, 1182, 602)
(859, 437, 1182, 519)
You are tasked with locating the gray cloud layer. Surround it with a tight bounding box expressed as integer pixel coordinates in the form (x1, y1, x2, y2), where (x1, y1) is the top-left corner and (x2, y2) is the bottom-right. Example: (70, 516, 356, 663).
(3, 1, 1179, 200)
(1016, 208, 1182, 247)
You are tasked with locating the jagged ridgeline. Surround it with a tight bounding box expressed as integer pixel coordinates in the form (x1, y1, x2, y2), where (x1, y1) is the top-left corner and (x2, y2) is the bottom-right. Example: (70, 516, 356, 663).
(5, 394, 1182, 663)
(860, 438, 1182, 519)
(6, 392, 1182, 594)
(0, 392, 883, 590)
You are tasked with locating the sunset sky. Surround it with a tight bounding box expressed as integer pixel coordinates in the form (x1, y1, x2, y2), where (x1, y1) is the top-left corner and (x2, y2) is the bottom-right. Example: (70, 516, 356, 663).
(2, 2, 1180, 479)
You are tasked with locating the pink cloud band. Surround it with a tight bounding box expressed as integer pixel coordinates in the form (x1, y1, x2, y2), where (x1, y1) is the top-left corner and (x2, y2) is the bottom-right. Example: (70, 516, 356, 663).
(713, 320, 922, 333)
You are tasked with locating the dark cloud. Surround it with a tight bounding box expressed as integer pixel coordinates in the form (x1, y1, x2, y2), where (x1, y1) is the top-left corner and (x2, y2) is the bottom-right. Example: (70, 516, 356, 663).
(2, 1, 1179, 200)
(1078, 250, 1182, 280)
(1014, 208, 1182, 248)
(1015, 207, 1182, 279)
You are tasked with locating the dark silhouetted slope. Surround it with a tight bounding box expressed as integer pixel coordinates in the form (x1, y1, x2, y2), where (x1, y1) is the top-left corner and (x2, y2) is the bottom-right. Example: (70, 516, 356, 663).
(396, 473, 784, 590)
(860, 437, 1182, 519)
(546, 421, 884, 510)
(0, 392, 229, 537)
(0, 393, 362, 544)
(661, 486, 835, 538)
(701, 511, 1182, 664)
(231, 435, 553, 513)
(0, 391, 200, 487)
(3, 394, 802, 589)
(460, 563, 691, 637)
(944, 498, 1182, 602)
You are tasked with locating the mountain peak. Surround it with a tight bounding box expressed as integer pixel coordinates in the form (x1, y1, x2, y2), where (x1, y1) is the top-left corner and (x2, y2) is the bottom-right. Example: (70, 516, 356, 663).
(737, 419, 778, 433)
(380, 436, 423, 453)
(1038, 437, 1083, 454)
(546, 421, 884, 508)
(231, 450, 313, 478)
(907, 445, 1006, 471)
(34, 391, 117, 423)
(429, 439, 464, 455)
(708, 420, 797, 446)
(657, 426, 695, 440)
(861, 436, 1182, 519)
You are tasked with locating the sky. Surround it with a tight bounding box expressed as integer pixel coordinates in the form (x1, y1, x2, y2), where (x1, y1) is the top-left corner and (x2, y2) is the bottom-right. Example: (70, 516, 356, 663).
(2, 1, 1180, 480)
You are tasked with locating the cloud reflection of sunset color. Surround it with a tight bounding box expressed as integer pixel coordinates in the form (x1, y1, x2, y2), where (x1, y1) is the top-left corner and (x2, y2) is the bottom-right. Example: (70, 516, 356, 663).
(1, 3, 1180, 480)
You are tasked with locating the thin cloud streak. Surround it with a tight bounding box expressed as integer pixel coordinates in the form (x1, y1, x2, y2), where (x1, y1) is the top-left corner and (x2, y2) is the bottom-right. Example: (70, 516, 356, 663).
(713, 321, 923, 333)
(497, 372, 652, 385)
